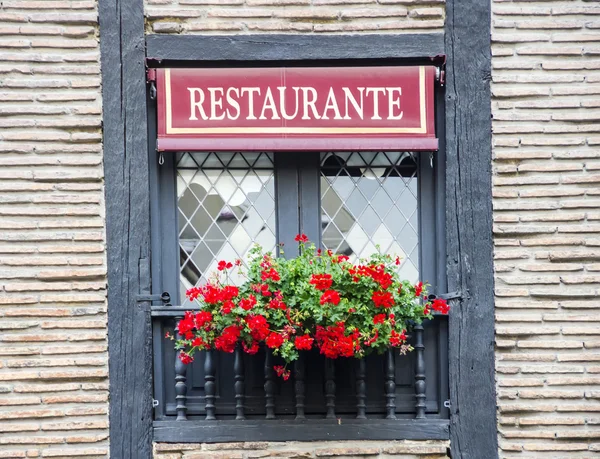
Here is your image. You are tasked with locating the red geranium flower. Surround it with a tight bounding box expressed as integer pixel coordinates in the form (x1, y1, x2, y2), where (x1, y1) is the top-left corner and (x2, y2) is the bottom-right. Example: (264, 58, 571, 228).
(179, 352, 194, 364)
(268, 297, 286, 310)
(432, 298, 450, 314)
(186, 287, 201, 301)
(214, 325, 241, 353)
(250, 283, 272, 296)
(221, 300, 234, 314)
(294, 334, 314, 351)
(240, 295, 257, 311)
(415, 281, 423, 297)
(194, 310, 213, 329)
(365, 329, 379, 347)
(177, 311, 195, 336)
(218, 260, 233, 271)
(191, 337, 206, 349)
(372, 290, 394, 308)
(373, 313, 386, 325)
(266, 332, 285, 349)
(389, 312, 396, 326)
(309, 273, 333, 291)
(261, 268, 281, 282)
(315, 322, 357, 358)
(294, 234, 309, 243)
(246, 314, 270, 341)
(242, 340, 259, 355)
(274, 365, 291, 381)
(389, 329, 407, 347)
(320, 289, 341, 306)
(331, 255, 350, 263)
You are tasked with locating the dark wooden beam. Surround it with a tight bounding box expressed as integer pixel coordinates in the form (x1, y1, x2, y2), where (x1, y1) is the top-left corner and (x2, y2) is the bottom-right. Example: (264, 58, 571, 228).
(153, 419, 450, 443)
(98, 0, 153, 457)
(445, 0, 498, 457)
(146, 33, 445, 62)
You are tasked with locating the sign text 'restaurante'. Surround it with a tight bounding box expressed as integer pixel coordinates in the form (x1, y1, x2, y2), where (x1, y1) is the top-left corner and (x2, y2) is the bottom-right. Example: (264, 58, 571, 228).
(187, 86, 405, 121)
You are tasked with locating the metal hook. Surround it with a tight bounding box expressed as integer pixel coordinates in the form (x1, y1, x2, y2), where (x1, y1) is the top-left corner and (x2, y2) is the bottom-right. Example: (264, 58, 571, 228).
(159, 152, 164, 166)
(429, 152, 434, 169)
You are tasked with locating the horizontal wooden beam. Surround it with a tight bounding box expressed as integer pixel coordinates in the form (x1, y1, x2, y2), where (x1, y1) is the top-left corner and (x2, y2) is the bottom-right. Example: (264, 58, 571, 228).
(146, 33, 445, 62)
(153, 419, 450, 443)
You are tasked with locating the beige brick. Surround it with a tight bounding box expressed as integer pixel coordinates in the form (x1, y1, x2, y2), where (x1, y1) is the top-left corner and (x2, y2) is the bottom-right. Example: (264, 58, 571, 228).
(498, 378, 545, 388)
(40, 448, 107, 457)
(14, 384, 80, 393)
(0, 423, 40, 434)
(522, 443, 589, 451)
(519, 417, 584, 426)
(0, 409, 64, 421)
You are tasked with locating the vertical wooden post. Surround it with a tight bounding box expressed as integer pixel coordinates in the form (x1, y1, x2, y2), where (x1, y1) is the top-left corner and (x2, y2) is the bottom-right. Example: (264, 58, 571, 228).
(98, 0, 152, 455)
(234, 345, 245, 420)
(414, 324, 427, 419)
(204, 350, 217, 420)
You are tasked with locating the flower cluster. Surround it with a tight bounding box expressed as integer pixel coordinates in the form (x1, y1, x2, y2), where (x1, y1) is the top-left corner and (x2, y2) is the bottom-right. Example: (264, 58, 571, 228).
(171, 236, 449, 379)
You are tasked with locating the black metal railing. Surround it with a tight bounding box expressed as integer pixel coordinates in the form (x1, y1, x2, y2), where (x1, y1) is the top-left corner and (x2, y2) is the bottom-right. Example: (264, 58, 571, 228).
(151, 305, 431, 423)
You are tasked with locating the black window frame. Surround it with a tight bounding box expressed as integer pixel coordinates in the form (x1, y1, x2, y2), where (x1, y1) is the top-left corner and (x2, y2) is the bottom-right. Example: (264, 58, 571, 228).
(152, 144, 448, 423)
(99, 14, 497, 456)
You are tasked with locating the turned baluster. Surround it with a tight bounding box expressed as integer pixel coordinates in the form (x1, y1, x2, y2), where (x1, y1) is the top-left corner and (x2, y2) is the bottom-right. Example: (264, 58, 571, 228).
(385, 349, 397, 419)
(204, 349, 217, 420)
(264, 349, 276, 419)
(234, 344, 245, 420)
(356, 358, 367, 419)
(414, 323, 427, 419)
(324, 359, 336, 419)
(174, 319, 188, 421)
(294, 353, 306, 420)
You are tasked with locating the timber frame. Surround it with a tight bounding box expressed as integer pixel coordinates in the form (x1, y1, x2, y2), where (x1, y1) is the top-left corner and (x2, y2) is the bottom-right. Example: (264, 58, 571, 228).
(98, 0, 497, 457)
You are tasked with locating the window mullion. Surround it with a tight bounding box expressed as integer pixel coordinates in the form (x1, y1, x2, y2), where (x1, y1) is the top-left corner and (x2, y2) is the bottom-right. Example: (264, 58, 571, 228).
(298, 152, 322, 247)
(274, 153, 301, 258)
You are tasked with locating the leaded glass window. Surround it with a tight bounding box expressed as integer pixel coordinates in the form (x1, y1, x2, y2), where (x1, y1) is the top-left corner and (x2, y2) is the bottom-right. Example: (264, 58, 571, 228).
(321, 152, 419, 282)
(176, 152, 276, 304)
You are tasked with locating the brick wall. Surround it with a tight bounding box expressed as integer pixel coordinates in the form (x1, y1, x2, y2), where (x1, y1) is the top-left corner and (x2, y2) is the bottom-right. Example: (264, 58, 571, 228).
(145, 0, 445, 34)
(3, 0, 599, 457)
(491, 1, 600, 457)
(153, 440, 450, 458)
(0, 1, 108, 458)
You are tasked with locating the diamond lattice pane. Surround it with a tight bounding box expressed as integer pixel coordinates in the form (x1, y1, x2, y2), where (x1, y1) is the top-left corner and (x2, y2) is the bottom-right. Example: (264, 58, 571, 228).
(320, 152, 420, 283)
(177, 152, 276, 304)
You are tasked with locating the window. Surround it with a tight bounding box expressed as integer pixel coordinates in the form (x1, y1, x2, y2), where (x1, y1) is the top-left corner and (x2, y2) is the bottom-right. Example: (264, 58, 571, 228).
(176, 152, 277, 303)
(151, 149, 448, 437)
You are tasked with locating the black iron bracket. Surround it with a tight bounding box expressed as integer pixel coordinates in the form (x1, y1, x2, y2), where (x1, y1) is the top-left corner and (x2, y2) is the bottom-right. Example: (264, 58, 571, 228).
(439, 291, 462, 301)
(146, 67, 157, 100)
(136, 291, 171, 305)
(432, 54, 446, 87)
